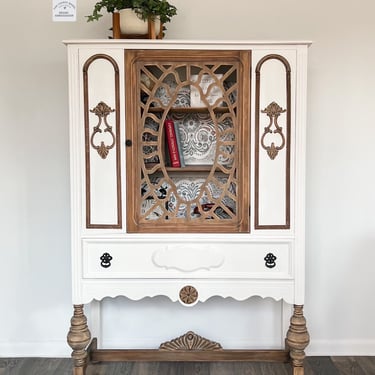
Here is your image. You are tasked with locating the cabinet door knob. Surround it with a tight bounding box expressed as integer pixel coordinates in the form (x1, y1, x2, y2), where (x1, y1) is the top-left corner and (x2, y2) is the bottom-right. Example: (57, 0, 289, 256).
(264, 253, 277, 268)
(125, 139, 132, 147)
(100, 252, 113, 268)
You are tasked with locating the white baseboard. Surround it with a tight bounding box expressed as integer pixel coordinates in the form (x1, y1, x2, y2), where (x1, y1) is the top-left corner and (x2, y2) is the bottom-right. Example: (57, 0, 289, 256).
(307, 339, 375, 356)
(0, 341, 71, 358)
(101, 338, 282, 350)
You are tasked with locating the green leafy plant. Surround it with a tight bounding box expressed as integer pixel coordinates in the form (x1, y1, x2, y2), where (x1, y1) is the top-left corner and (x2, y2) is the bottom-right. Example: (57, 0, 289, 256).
(87, 0, 177, 24)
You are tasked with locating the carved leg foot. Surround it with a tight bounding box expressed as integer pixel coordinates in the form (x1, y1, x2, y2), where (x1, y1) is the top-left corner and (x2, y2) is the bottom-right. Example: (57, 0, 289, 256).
(67, 305, 91, 375)
(286, 305, 310, 375)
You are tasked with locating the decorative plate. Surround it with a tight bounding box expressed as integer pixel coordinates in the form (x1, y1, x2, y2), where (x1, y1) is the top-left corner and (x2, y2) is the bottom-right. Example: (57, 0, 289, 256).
(154, 75, 190, 108)
(141, 176, 236, 220)
(172, 113, 234, 166)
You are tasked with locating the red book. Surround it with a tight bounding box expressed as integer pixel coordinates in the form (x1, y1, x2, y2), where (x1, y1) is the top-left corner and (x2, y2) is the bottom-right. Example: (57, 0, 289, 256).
(164, 119, 181, 167)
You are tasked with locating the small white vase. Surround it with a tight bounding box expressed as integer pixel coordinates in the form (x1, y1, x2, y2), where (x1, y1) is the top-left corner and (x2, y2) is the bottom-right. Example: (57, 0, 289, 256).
(119, 9, 161, 35)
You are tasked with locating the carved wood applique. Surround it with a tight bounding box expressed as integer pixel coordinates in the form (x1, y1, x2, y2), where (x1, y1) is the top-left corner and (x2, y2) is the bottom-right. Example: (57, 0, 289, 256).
(90, 101, 116, 159)
(261, 101, 286, 160)
(159, 331, 223, 351)
(179, 285, 198, 304)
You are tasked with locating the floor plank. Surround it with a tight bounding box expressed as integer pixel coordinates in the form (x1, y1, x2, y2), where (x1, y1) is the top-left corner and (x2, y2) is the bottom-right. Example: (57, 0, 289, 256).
(0, 358, 71, 375)
(331, 356, 375, 375)
(356, 357, 375, 374)
(235, 361, 290, 375)
(208, 362, 236, 375)
(1, 357, 375, 374)
(307, 356, 341, 375)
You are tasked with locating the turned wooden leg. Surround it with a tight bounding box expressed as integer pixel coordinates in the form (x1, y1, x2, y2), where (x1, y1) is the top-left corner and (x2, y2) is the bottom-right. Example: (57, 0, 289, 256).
(67, 304, 91, 375)
(286, 305, 310, 375)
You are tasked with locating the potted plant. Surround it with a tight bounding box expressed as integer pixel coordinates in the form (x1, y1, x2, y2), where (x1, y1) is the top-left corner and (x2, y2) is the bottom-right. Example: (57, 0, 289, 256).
(87, 0, 177, 38)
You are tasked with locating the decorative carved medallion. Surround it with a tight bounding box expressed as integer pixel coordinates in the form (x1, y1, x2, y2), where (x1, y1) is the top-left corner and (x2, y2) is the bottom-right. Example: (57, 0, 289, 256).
(159, 331, 223, 351)
(90, 101, 116, 159)
(261, 101, 286, 160)
(179, 285, 198, 304)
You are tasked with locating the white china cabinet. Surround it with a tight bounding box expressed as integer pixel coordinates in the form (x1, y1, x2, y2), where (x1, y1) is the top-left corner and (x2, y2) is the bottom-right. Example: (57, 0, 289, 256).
(65, 40, 310, 375)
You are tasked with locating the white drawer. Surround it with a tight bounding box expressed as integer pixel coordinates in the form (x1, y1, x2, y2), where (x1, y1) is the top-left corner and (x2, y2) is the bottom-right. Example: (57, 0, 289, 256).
(82, 239, 293, 279)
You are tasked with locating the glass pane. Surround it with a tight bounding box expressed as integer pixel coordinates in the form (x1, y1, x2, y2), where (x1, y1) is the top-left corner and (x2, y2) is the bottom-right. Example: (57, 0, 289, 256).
(137, 60, 240, 224)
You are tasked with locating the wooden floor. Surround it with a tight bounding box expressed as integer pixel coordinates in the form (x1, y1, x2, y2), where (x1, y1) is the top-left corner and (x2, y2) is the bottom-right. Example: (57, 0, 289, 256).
(1, 357, 375, 375)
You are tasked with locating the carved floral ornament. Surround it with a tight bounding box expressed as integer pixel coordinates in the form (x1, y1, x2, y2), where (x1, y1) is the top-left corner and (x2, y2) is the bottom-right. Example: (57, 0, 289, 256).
(261, 101, 286, 160)
(159, 331, 223, 351)
(90, 101, 116, 159)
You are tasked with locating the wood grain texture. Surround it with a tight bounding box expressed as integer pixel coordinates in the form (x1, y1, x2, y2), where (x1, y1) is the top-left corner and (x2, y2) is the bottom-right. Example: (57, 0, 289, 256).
(67, 305, 91, 371)
(331, 356, 375, 375)
(124, 49, 250, 234)
(90, 349, 289, 363)
(0, 358, 72, 375)
(286, 305, 310, 373)
(1, 357, 375, 374)
(307, 357, 341, 374)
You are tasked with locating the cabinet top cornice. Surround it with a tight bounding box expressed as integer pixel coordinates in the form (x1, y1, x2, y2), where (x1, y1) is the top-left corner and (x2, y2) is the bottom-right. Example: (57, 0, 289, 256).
(63, 39, 312, 48)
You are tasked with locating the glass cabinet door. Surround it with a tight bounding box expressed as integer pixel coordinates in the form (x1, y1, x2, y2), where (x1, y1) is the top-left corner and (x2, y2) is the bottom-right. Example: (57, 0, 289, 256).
(125, 50, 250, 233)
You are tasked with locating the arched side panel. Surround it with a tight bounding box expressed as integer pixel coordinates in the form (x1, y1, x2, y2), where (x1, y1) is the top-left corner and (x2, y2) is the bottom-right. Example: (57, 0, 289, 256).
(83, 54, 122, 228)
(255, 54, 291, 229)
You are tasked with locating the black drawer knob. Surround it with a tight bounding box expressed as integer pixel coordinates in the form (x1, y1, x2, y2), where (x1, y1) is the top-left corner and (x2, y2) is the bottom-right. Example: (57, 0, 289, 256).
(264, 253, 277, 268)
(100, 252, 113, 268)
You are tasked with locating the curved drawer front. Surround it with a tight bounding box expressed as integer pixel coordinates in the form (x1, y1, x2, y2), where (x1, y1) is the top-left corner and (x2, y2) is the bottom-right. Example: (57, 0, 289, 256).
(82, 239, 293, 279)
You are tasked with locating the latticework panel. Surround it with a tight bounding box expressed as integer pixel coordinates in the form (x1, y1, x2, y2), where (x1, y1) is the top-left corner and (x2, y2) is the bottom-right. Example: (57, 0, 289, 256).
(125, 50, 250, 232)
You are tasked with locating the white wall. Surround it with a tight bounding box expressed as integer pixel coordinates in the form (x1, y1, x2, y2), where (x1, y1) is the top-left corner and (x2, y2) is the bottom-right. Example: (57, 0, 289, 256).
(1, 0, 375, 357)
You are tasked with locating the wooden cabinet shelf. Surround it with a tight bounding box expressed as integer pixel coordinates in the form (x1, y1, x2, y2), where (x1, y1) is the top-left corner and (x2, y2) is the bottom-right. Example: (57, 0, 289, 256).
(147, 106, 232, 114)
(145, 164, 230, 173)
